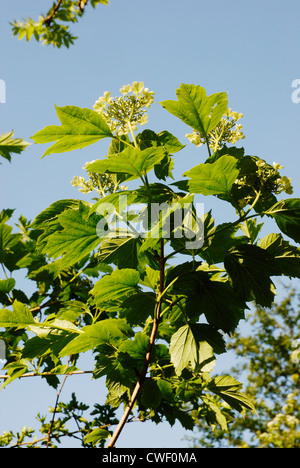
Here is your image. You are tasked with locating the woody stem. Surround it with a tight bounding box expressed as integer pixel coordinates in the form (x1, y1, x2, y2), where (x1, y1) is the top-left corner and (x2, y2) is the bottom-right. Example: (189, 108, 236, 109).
(106, 240, 165, 448)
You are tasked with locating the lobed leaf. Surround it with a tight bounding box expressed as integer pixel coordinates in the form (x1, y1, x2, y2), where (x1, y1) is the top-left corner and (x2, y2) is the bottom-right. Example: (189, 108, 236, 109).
(265, 198, 300, 244)
(91, 268, 140, 305)
(59, 318, 133, 357)
(224, 244, 279, 307)
(86, 146, 166, 182)
(0, 131, 30, 162)
(161, 83, 228, 138)
(184, 155, 239, 196)
(31, 106, 113, 157)
(259, 233, 300, 278)
(169, 323, 216, 376)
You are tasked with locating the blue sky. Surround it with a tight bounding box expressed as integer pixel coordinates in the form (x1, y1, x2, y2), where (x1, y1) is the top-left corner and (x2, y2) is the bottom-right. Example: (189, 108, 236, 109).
(0, 0, 299, 448)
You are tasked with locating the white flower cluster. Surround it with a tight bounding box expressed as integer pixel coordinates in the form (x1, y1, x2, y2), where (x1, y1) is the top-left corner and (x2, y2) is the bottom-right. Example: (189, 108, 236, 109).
(71, 172, 127, 198)
(93, 81, 154, 136)
(257, 160, 293, 195)
(235, 159, 293, 209)
(186, 108, 245, 151)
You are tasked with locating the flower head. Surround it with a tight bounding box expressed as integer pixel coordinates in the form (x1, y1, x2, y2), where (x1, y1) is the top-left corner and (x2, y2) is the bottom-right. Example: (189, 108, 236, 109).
(93, 81, 154, 136)
(186, 107, 245, 151)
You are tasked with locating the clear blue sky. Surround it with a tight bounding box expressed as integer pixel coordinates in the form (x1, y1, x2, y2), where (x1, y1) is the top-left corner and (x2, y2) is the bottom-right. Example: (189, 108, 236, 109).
(0, 0, 299, 448)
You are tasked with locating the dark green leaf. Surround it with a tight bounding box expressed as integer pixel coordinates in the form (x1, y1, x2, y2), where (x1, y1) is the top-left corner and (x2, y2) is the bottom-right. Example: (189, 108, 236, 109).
(224, 244, 279, 307)
(259, 233, 300, 278)
(0, 278, 16, 294)
(119, 292, 156, 325)
(200, 222, 248, 264)
(265, 198, 300, 244)
(30, 199, 84, 229)
(141, 379, 162, 409)
(22, 330, 77, 359)
(170, 270, 245, 332)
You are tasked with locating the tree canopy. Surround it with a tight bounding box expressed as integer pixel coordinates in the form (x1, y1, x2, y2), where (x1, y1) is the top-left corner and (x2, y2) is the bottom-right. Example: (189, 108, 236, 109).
(187, 289, 300, 448)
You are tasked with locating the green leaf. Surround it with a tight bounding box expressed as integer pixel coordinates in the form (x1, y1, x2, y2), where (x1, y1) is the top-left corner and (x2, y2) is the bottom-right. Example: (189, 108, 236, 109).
(170, 270, 245, 333)
(200, 222, 248, 264)
(86, 146, 166, 182)
(224, 244, 278, 307)
(207, 375, 257, 414)
(84, 428, 111, 445)
(169, 323, 216, 375)
(97, 236, 141, 270)
(158, 130, 185, 154)
(90, 268, 140, 305)
(183, 155, 239, 196)
(139, 193, 195, 254)
(31, 106, 113, 157)
(0, 300, 35, 328)
(161, 83, 228, 137)
(0, 223, 22, 253)
(141, 379, 162, 409)
(0, 131, 30, 162)
(0, 278, 16, 294)
(1, 362, 28, 389)
(118, 332, 150, 362)
(22, 330, 77, 359)
(0, 301, 82, 334)
(59, 318, 133, 357)
(201, 394, 229, 432)
(259, 233, 300, 279)
(119, 292, 156, 325)
(30, 199, 84, 229)
(265, 198, 300, 244)
(40, 202, 102, 269)
(240, 218, 264, 243)
(157, 380, 174, 402)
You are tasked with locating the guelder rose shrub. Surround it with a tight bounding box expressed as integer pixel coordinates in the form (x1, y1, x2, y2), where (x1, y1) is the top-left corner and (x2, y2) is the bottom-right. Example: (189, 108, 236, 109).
(0, 83, 299, 448)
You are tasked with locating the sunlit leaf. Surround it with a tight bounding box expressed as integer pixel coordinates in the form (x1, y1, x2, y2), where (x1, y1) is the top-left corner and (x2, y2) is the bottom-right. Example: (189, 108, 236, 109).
(31, 106, 112, 157)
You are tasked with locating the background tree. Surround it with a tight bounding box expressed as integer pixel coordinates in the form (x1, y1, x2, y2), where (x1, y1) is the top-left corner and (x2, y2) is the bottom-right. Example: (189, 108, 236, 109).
(187, 288, 300, 448)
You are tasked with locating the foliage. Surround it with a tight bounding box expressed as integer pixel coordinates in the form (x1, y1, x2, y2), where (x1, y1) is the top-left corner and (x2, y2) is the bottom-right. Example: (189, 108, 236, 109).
(10, 0, 109, 48)
(187, 289, 300, 448)
(0, 131, 30, 163)
(0, 393, 118, 448)
(0, 81, 299, 447)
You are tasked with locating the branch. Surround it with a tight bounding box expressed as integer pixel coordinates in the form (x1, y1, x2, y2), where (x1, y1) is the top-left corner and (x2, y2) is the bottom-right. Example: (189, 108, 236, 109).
(47, 363, 70, 448)
(30, 300, 61, 314)
(78, 0, 89, 12)
(44, 0, 63, 25)
(106, 240, 165, 448)
(0, 370, 92, 380)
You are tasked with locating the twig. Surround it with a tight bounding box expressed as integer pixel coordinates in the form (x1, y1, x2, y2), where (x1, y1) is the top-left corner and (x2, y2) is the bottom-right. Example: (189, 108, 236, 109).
(46, 355, 73, 448)
(0, 370, 92, 380)
(44, 0, 63, 25)
(78, 0, 89, 12)
(106, 240, 165, 448)
(29, 300, 61, 314)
